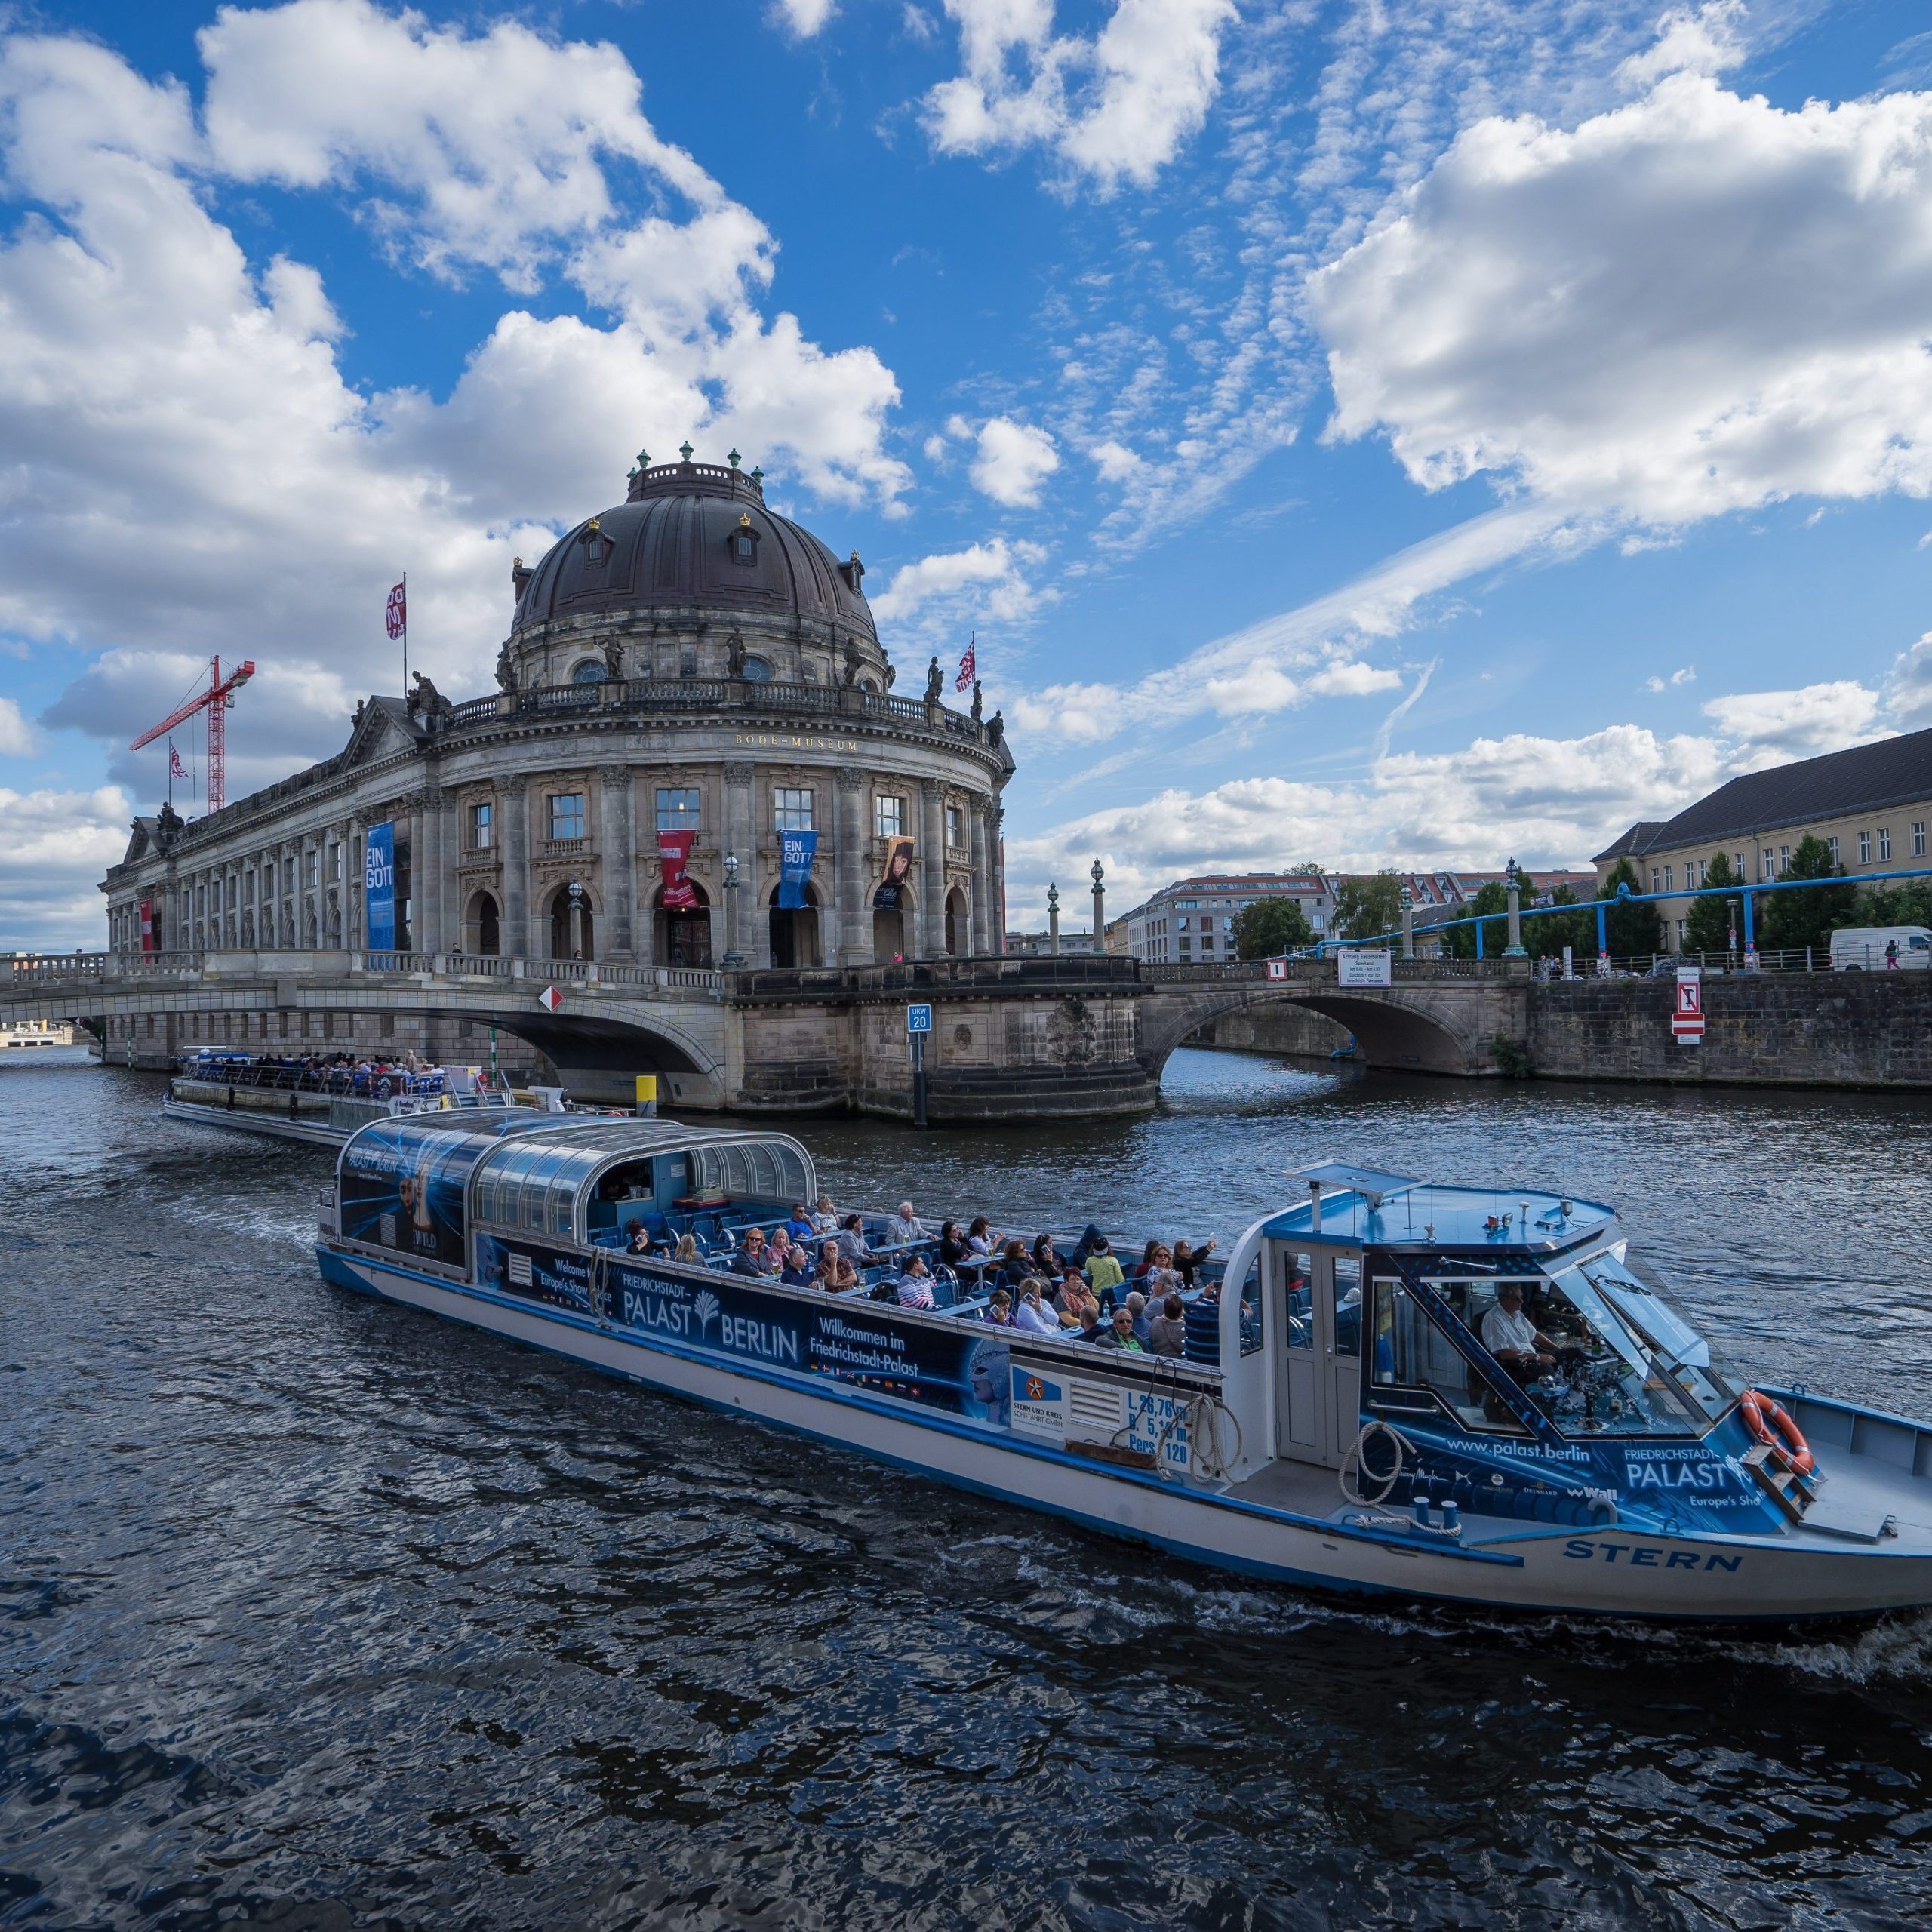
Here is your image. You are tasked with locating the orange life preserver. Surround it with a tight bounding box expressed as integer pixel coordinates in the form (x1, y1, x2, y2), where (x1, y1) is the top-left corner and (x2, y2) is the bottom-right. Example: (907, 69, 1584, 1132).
(1740, 1389, 1814, 1475)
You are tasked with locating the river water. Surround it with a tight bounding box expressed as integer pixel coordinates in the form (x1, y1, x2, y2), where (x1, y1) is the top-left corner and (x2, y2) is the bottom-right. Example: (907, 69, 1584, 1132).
(4, 1046, 1931, 1930)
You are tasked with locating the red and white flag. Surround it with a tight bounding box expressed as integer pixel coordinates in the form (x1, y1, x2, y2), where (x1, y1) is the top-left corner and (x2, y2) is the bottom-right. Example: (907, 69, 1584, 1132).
(955, 638, 977, 691)
(168, 741, 186, 780)
(386, 579, 408, 640)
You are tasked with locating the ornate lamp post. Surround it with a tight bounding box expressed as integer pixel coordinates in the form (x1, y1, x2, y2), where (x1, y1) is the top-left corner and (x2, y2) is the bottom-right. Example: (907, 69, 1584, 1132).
(568, 877, 586, 961)
(1504, 858, 1527, 958)
(1400, 883, 1414, 961)
(1090, 858, 1105, 949)
(721, 851, 745, 970)
(1048, 882, 1061, 956)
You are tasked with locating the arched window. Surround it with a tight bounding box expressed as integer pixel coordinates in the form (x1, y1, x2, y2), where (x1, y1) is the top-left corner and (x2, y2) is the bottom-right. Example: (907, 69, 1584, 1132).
(570, 657, 605, 685)
(768, 880, 821, 969)
(548, 884, 595, 961)
(946, 885, 969, 958)
(742, 655, 772, 681)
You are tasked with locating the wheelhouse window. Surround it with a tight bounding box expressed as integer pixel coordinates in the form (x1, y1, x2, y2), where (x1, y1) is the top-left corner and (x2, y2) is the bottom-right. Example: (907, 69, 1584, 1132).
(470, 801, 494, 851)
(875, 793, 906, 838)
(1371, 1277, 1534, 1436)
(657, 787, 700, 834)
(549, 792, 585, 841)
(773, 788, 813, 833)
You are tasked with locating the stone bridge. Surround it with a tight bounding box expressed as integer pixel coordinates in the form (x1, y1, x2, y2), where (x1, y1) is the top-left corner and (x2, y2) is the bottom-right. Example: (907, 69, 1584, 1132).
(2, 948, 1541, 1117)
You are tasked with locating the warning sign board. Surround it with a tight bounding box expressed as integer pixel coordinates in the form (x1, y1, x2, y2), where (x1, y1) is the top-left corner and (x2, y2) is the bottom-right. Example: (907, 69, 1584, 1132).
(537, 985, 565, 1013)
(1672, 965, 1703, 1044)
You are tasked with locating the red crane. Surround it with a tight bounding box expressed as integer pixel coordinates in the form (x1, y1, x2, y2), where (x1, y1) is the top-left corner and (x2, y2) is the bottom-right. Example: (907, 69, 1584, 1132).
(131, 657, 255, 814)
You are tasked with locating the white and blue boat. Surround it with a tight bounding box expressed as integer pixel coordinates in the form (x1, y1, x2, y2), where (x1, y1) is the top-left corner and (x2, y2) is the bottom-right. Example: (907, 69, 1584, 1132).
(315, 1117, 1932, 1622)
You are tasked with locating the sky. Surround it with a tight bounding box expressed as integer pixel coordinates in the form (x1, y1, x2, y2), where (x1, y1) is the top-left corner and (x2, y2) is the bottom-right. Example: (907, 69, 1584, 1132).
(5, 0, 1932, 946)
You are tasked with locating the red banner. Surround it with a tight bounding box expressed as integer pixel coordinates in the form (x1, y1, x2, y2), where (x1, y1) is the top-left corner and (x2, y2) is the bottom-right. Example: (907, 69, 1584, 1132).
(658, 830, 697, 911)
(139, 898, 156, 953)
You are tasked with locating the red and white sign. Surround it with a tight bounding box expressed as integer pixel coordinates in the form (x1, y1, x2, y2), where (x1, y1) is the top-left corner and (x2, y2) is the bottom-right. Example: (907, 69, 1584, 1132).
(537, 985, 565, 1012)
(1672, 964, 1704, 1044)
(1265, 956, 1290, 981)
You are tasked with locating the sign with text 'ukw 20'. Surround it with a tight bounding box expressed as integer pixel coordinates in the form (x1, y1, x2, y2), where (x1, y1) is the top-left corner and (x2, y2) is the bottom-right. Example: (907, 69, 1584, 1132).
(364, 822, 395, 949)
(1337, 947, 1392, 988)
(906, 1003, 933, 1034)
(1672, 964, 1704, 1045)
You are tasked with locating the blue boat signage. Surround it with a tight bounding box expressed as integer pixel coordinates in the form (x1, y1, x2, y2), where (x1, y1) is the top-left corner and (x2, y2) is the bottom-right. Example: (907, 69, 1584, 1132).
(365, 822, 396, 949)
(340, 1120, 496, 1267)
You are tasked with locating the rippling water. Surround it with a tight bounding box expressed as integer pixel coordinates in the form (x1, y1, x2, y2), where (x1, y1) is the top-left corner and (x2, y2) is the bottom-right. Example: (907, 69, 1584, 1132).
(5, 1047, 1932, 1930)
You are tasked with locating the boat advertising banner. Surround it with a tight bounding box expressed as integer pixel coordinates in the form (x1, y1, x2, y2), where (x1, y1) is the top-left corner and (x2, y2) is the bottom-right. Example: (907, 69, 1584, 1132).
(778, 829, 818, 909)
(139, 899, 156, 953)
(475, 1238, 1013, 1425)
(874, 835, 915, 908)
(365, 822, 397, 949)
(658, 829, 697, 911)
(340, 1121, 499, 1269)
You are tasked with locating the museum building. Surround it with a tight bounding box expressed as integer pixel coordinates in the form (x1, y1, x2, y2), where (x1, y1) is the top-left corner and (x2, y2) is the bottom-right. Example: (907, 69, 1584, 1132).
(100, 451, 1013, 1010)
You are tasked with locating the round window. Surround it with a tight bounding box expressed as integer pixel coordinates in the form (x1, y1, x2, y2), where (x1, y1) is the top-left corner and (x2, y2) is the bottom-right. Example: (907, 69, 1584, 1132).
(570, 658, 605, 685)
(742, 656, 773, 681)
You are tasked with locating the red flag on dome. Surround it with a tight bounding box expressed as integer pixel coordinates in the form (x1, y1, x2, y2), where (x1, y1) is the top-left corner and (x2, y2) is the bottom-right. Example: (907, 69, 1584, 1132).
(955, 636, 977, 692)
(386, 580, 407, 639)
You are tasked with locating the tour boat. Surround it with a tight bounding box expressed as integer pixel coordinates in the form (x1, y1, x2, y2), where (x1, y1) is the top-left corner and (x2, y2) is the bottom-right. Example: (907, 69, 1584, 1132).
(313, 1117, 1932, 1622)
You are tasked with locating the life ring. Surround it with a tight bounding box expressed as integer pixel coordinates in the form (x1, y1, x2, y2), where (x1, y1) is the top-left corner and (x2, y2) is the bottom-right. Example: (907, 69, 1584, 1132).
(1740, 1389, 1814, 1475)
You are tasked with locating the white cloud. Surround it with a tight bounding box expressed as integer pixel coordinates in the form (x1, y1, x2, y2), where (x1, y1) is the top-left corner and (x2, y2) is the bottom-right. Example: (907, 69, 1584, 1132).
(869, 537, 1047, 632)
(1306, 660, 1404, 698)
(1616, 2, 1745, 90)
(968, 414, 1060, 506)
(772, 0, 838, 35)
(922, 0, 1235, 192)
(0, 697, 35, 755)
(1700, 681, 1886, 763)
(1312, 63, 1932, 531)
(1889, 632, 1932, 724)
(1089, 438, 1142, 483)
(0, 784, 133, 946)
(1644, 666, 1697, 692)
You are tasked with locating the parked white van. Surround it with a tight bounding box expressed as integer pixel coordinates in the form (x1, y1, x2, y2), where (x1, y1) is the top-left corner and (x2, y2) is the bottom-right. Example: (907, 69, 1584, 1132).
(1830, 925, 1932, 970)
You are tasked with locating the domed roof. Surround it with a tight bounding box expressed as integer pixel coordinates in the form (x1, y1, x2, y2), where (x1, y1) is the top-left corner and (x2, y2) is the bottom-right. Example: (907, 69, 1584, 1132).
(512, 457, 877, 641)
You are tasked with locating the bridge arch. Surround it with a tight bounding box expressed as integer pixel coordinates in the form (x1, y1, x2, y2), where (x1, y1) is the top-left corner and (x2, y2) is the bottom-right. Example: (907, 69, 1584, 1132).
(1139, 983, 1491, 1081)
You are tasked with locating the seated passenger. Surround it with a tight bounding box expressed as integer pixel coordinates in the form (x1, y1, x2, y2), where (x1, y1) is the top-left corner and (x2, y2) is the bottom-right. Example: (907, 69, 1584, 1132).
(811, 1193, 840, 1234)
(895, 1254, 937, 1309)
(1014, 1284, 1060, 1334)
(835, 1214, 870, 1266)
(1069, 1223, 1105, 1266)
(783, 1203, 817, 1243)
(937, 1220, 971, 1269)
(1147, 1294, 1188, 1358)
(997, 1238, 1038, 1291)
(983, 1287, 1016, 1327)
(780, 1244, 814, 1287)
(625, 1218, 654, 1254)
(1124, 1290, 1150, 1343)
(1171, 1238, 1215, 1291)
(816, 1241, 860, 1294)
(1137, 1244, 1180, 1299)
(1481, 1282, 1560, 1380)
(673, 1233, 699, 1265)
(1084, 1238, 1125, 1302)
(887, 1201, 926, 1247)
(966, 1215, 1000, 1257)
(1032, 1233, 1063, 1276)
(1057, 1266, 1099, 1331)
(731, 1228, 770, 1278)
(1094, 1307, 1144, 1351)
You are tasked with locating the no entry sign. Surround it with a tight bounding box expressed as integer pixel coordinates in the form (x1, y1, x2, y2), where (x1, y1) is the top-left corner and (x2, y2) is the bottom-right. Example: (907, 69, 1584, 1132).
(1672, 965, 1704, 1045)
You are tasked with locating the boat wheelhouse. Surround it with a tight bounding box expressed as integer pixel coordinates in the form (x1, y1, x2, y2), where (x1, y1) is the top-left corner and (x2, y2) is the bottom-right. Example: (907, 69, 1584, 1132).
(315, 1128, 1932, 1621)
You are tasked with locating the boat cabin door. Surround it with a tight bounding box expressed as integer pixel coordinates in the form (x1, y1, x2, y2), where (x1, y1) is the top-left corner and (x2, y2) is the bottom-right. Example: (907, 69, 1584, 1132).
(1272, 1242, 1365, 1469)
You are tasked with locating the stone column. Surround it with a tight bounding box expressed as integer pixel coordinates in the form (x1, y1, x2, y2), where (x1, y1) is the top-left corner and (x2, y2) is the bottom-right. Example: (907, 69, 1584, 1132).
(969, 801, 992, 955)
(920, 780, 946, 958)
(597, 765, 635, 959)
(419, 794, 448, 952)
(343, 819, 362, 950)
(501, 778, 531, 958)
(721, 761, 755, 968)
(835, 774, 866, 964)
(1048, 883, 1060, 955)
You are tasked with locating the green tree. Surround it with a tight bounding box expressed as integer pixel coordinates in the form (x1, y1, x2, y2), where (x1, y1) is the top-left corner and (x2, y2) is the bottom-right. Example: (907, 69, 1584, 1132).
(1232, 897, 1315, 959)
(1854, 878, 1932, 928)
(1331, 872, 1404, 942)
(1439, 881, 1510, 958)
(1526, 884, 1596, 962)
(1684, 851, 1742, 955)
(1760, 834, 1855, 954)
(1601, 857, 1662, 958)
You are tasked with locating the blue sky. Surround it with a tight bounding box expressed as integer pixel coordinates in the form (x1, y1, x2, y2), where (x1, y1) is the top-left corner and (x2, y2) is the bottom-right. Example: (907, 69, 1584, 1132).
(5, 0, 1932, 943)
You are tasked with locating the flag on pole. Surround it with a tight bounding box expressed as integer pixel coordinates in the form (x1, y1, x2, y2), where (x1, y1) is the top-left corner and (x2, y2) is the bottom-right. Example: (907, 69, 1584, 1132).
(168, 741, 186, 781)
(386, 579, 408, 639)
(955, 635, 977, 692)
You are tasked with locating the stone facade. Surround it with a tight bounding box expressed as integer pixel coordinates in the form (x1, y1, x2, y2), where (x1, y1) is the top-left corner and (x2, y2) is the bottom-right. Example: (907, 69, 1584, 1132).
(99, 457, 1014, 1079)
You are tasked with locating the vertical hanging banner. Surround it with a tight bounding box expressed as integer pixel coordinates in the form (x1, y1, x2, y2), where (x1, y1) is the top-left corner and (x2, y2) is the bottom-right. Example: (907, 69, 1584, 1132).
(778, 829, 818, 909)
(874, 835, 915, 907)
(139, 899, 156, 953)
(658, 830, 697, 910)
(1672, 964, 1705, 1045)
(365, 822, 397, 949)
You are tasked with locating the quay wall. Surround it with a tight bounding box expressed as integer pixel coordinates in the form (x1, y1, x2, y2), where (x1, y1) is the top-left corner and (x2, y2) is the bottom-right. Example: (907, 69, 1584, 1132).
(1523, 974, 1932, 1088)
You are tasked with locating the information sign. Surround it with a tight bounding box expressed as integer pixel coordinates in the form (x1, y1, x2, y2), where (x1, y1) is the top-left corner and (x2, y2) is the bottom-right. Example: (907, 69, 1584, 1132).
(1336, 948, 1393, 989)
(1672, 965, 1704, 1044)
(906, 1003, 933, 1034)
(1265, 956, 1290, 982)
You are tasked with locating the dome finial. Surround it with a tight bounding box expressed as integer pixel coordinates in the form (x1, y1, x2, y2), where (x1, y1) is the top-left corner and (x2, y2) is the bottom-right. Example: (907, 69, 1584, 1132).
(679, 440, 694, 462)
(727, 448, 741, 469)
(750, 465, 764, 487)
(636, 447, 648, 467)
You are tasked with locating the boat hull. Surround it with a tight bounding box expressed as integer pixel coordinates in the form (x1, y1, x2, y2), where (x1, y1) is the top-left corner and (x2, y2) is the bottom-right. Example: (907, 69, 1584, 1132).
(316, 1244, 1932, 1623)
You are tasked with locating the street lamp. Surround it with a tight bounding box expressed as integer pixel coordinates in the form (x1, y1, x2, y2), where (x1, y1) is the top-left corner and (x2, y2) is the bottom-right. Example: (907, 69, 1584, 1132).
(1503, 857, 1527, 958)
(721, 851, 745, 969)
(567, 877, 585, 960)
(1048, 881, 1061, 957)
(1090, 857, 1106, 946)
(1399, 883, 1414, 961)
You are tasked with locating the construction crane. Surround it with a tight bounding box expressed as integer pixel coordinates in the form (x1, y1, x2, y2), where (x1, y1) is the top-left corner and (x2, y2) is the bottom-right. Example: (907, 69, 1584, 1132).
(131, 657, 255, 814)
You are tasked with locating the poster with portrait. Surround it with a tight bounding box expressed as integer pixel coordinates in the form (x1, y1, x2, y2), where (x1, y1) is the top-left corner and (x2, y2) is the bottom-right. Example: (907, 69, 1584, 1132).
(874, 835, 915, 907)
(658, 829, 697, 911)
(338, 1121, 500, 1269)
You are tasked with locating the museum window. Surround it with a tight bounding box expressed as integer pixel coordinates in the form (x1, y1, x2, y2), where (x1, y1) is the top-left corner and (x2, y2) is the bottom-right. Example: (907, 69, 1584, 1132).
(549, 792, 586, 841)
(875, 794, 906, 838)
(1859, 830, 1872, 864)
(946, 803, 965, 848)
(742, 655, 772, 681)
(469, 801, 493, 850)
(773, 788, 814, 834)
(305, 851, 318, 888)
(657, 788, 700, 833)
(570, 657, 605, 685)
(1878, 827, 1892, 861)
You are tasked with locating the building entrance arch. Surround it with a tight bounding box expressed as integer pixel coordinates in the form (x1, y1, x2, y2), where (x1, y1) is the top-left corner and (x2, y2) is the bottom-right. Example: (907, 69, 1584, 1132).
(653, 881, 713, 968)
(547, 883, 595, 961)
(768, 881, 822, 968)
(944, 885, 968, 957)
(465, 889, 500, 955)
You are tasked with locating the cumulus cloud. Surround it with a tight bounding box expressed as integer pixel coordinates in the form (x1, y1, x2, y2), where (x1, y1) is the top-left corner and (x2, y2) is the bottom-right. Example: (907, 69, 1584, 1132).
(1889, 632, 1932, 724)
(0, 697, 35, 755)
(922, 0, 1236, 192)
(1700, 681, 1886, 763)
(1644, 667, 1696, 692)
(869, 537, 1048, 637)
(1090, 438, 1142, 483)
(0, 784, 133, 945)
(1311, 63, 1932, 532)
(967, 415, 1060, 506)
(772, 0, 838, 35)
